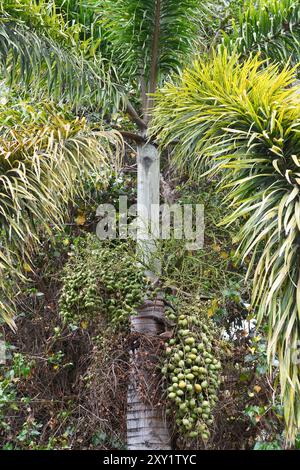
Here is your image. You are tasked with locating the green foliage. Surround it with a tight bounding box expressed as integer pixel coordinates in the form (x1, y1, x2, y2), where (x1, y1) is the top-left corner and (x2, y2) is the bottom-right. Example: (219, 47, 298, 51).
(91, 431, 126, 450)
(0, 351, 36, 448)
(97, 0, 202, 86)
(0, 0, 124, 111)
(0, 0, 211, 115)
(196, 0, 246, 51)
(156, 179, 245, 298)
(163, 301, 221, 441)
(253, 440, 282, 450)
(59, 234, 151, 330)
(0, 344, 78, 449)
(152, 50, 300, 442)
(222, 0, 300, 67)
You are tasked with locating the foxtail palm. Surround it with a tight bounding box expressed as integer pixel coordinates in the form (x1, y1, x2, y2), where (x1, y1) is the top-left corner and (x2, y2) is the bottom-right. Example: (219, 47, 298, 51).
(96, 0, 204, 449)
(0, 0, 218, 449)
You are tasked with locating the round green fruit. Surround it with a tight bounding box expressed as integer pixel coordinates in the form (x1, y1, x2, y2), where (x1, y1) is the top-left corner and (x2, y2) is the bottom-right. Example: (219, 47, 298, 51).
(185, 337, 195, 345)
(186, 373, 195, 381)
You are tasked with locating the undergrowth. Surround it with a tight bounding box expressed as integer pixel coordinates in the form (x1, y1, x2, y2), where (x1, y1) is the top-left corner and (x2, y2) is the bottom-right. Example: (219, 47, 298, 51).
(0, 173, 288, 449)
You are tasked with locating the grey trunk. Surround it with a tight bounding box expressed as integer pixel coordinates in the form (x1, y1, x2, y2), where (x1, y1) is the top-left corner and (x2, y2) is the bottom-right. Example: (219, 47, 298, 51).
(126, 143, 171, 450)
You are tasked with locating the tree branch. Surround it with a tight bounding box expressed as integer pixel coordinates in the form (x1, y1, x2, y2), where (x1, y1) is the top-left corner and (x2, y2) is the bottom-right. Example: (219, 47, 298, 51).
(126, 101, 147, 131)
(118, 130, 147, 144)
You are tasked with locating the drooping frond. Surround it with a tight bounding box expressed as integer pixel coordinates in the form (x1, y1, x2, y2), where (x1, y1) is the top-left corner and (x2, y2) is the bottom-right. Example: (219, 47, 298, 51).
(222, 0, 300, 67)
(0, 95, 123, 326)
(0, 0, 125, 112)
(151, 50, 300, 442)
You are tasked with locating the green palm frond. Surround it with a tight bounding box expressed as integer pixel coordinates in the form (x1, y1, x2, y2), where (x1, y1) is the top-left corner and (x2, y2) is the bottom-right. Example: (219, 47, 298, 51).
(0, 95, 123, 326)
(95, 0, 202, 86)
(151, 50, 300, 442)
(196, 0, 245, 51)
(222, 0, 300, 67)
(0, 0, 125, 112)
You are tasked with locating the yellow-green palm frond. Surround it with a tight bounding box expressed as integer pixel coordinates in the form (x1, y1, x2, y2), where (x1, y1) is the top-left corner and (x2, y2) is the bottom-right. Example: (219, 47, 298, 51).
(151, 50, 300, 443)
(0, 96, 123, 326)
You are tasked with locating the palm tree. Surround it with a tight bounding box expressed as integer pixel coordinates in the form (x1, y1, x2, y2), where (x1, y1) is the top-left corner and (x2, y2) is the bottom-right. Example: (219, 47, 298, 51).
(96, 0, 206, 450)
(0, 0, 225, 449)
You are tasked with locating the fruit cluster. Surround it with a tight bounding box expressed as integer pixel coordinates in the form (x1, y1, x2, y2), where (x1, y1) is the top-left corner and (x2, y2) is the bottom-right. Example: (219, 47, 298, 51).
(59, 235, 149, 329)
(162, 303, 221, 440)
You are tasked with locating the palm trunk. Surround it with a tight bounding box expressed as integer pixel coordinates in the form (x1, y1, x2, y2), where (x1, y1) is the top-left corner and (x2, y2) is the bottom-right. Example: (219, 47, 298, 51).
(126, 143, 171, 450)
(127, 300, 171, 450)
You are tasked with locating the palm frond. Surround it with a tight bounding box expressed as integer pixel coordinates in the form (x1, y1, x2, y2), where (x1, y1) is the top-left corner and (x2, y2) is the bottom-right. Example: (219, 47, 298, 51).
(94, 0, 202, 86)
(222, 0, 300, 67)
(0, 1, 125, 112)
(151, 50, 300, 442)
(0, 95, 123, 325)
